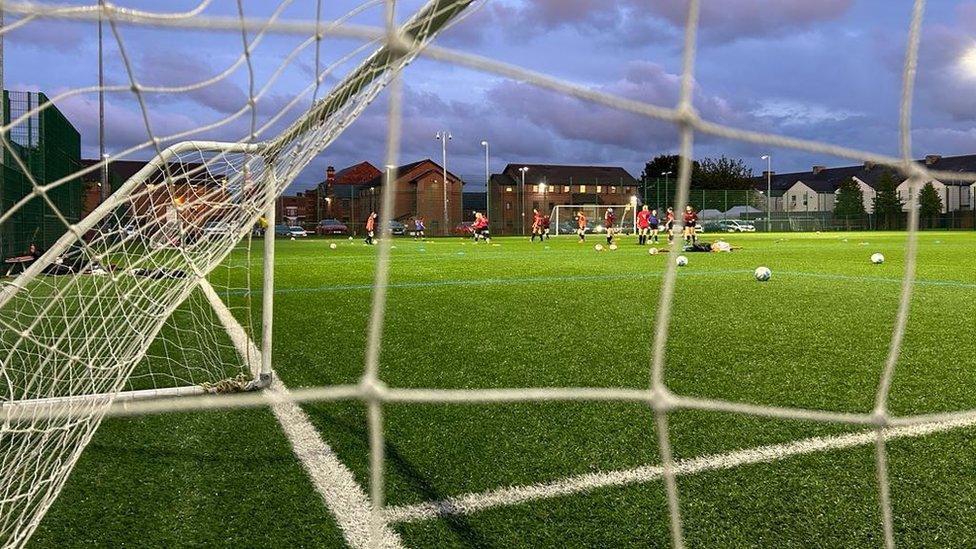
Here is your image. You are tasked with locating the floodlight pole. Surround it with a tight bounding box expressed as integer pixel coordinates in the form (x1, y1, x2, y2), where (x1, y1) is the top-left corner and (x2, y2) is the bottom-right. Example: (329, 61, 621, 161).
(260, 199, 275, 383)
(519, 166, 529, 236)
(98, 0, 108, 202)
(662, 171, 672, 209)
(436, 131, 451, 235)
(481, 140, 489, 230)
(761, 155, 771, 232)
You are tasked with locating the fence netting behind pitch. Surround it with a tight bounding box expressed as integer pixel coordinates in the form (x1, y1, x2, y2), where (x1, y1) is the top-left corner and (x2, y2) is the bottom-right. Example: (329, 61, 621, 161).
(1, 1, 975, 548)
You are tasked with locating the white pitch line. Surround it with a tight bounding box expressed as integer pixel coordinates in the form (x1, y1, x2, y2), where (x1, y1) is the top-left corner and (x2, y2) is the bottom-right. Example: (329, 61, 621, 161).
(265, 377, 406, 549)
(385, 415, 976, 524)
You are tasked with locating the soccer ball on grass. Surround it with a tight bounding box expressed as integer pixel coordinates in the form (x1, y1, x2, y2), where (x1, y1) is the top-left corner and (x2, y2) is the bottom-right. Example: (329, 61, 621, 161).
(871, 253, 884, 264)
(648, 247, 658, 255)
(595, 244, 604, 252)
(329, 243, 337, 250)
(754, 266, 772, 281)
(676, 255, 688, 267)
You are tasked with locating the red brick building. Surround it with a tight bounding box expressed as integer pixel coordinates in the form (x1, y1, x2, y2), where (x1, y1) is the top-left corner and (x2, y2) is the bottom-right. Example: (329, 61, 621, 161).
(488, 164, 639, 234)
(340, 159, 463, 235)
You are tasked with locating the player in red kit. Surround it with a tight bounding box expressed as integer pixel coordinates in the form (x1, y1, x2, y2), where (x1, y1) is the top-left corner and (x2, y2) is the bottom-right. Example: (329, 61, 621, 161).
(665, 207, 676, 244)
(636, 205, 651, 245)
(576, 211, 587, 243)
(682, 205, 699, 244)
(542, 214, 551, 240)
(364, 211, 377, 245)
(531, 208, 544, 242)
(472, 211, 491, 244)
(604, 208, 616, 245)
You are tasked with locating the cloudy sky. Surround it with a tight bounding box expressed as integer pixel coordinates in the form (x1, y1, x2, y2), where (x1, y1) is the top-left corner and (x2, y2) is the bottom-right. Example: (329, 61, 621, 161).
(5, 0, 976, 191)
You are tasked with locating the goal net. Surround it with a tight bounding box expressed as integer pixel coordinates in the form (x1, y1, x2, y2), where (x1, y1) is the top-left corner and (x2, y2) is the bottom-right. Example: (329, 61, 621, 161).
(550, 204, 637, 236)
(0, 1, 473, 546)
(0, 0, 970, 548)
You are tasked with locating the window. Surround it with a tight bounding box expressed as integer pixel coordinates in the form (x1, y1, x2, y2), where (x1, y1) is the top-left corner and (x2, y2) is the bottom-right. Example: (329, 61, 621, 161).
(962, 188, 972, 208)
(563, 185, 570, 193)
(611, 186, 617, 194)
(802, 194, 809, 206)
(505, 186, 513, 192)
(596, 185, 602, 193)
(790, 195, 797, 206)
(532, 185, 538, 193)
(505, 202, 511, 210)
(579, 185, 586, 193)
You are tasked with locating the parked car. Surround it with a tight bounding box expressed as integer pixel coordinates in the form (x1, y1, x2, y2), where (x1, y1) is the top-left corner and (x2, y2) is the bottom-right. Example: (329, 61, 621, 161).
(389, 220, 405, 235)
(718, 220, 756, 232)
(316, 219, 349, 235)
(203, 221, 233, 236)
(287, 226, 308, 237)
(454, 222, 475, 236)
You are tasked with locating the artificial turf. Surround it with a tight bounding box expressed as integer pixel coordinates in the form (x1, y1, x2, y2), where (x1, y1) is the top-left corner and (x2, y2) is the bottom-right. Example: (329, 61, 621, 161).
(29, 231, 976, 547)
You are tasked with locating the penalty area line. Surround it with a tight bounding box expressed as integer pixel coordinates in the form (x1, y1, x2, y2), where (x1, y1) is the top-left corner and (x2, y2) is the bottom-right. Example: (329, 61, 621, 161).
(384, 414, 976, 524)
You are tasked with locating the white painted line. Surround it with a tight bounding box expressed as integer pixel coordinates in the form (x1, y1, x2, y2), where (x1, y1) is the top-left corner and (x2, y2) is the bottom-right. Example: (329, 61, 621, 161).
(385, 415, 976, 524)
(265, 377, 406, 549)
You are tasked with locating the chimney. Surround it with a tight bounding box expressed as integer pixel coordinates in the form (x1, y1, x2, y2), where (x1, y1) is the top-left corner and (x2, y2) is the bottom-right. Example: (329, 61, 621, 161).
(925, 154, 942, 166)
(326, 166, 336, 182)
(812, 165, 826, 175)
(864, 161, 875, 170)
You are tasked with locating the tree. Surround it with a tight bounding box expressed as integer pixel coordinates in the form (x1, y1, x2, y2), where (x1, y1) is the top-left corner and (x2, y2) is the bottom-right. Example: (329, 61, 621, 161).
(833, 177, 866, 228)
(693, 156, 754, 190)
(640, 154, 697, 207)
(918, 181, 943, 228)
(872, 171, 904, 229)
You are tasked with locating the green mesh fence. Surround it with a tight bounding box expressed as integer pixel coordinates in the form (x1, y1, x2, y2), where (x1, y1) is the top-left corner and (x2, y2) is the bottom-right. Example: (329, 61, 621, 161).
(0, 91, 82, 258)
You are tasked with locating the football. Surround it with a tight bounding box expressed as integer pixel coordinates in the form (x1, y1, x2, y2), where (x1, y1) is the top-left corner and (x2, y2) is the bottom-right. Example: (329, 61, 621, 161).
(871, 253, 884, 264)
(609, 244, 618, 251)
(648, 247, 658, 255)
(329, 243, 337, 250)
(676, 255, 688, 267)
(595, 244, 604, 251)
(755, 266, 772, 281)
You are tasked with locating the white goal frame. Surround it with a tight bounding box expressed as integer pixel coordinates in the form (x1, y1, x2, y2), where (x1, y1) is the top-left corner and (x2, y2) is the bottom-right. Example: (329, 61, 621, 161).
(550, 204, 638, 236)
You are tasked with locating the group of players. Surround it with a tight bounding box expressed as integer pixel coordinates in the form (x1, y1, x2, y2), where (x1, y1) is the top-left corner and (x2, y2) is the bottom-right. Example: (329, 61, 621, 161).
(367, 204, 713, 251)
(573, 205, 700, 247)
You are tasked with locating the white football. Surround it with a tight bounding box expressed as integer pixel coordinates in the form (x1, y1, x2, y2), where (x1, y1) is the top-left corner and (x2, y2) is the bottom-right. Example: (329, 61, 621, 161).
(648, 247, 659, 255)
(595, 244, 604, 251)
(348, 236, 353, 241)
(329, 243, 337, 250)
(290, 236, 296, 241)
(609, 244, 618, 251)
(676, 255, 688, 267)
(754, 266, 772, 281)
(871, 253, 884, 264)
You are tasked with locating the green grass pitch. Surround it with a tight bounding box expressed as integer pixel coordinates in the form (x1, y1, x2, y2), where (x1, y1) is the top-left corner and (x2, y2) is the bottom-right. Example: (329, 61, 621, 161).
(26, 231, 976, 547)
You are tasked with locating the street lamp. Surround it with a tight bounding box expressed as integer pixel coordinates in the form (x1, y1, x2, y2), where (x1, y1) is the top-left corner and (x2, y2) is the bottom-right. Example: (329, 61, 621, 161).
(761, 154, 771, 232)
(436, 131, 452, 234)
(481, 140, 489, 230)
(518, 166, 529, 236)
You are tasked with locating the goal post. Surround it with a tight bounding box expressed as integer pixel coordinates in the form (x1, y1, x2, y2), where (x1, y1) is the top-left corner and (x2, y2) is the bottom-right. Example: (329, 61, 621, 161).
(0, 1, 476, 546)
(550, 204, 638, 236)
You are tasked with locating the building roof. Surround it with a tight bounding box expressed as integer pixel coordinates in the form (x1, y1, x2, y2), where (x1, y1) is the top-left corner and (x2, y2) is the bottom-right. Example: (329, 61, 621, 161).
(499, 164, 639, 186)
(333, 161, 380, 185)
(755, 153, 976, 194)
(81, 158, 225, 187)
(361, 158, 462, 188)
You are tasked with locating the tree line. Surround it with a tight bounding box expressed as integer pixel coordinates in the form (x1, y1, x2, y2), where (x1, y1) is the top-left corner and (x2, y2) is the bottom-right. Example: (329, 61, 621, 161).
(834, 172, 943, 228)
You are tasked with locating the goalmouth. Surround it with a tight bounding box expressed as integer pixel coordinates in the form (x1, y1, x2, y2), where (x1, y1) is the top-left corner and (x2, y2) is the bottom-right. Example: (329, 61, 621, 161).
(550, 204, 638, 236)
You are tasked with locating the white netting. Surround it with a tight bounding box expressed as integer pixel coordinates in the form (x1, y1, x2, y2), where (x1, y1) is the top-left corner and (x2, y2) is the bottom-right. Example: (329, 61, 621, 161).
(1, 1, 974, 548)
(0, 1, 474, 546)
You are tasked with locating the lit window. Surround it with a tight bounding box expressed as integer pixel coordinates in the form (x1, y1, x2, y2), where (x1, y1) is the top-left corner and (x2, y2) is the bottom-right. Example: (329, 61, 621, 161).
(563, 185, 570, 193)
(579, 185, 586, 193)
(532, 185, 538, 193)
(596, 185, 602, 193)
(611, 186, 617, 193)
(505, 202, 511, 210)
(506, 187, 513, 192)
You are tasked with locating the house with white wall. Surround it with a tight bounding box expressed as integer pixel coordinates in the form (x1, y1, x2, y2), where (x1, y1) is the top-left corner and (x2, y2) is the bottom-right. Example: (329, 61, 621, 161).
(754, 154, 976, 213)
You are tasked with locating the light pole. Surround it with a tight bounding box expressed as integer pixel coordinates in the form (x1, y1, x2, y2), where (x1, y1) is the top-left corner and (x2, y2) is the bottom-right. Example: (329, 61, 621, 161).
(481, 140, 489, 230)
(662, 171, 672, 208)
(761, 155, 771, 232)
(436, 131, 452, 234)
(519, 166, 529, 236)
(98, 0, 107, 202)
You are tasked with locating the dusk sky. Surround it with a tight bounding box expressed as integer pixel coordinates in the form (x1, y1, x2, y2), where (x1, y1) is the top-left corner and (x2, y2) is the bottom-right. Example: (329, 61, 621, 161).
(5, 0, 976, 191)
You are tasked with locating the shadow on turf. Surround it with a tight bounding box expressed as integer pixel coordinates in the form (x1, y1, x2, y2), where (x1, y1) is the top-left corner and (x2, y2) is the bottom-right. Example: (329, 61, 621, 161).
(315, 406, 491, 547)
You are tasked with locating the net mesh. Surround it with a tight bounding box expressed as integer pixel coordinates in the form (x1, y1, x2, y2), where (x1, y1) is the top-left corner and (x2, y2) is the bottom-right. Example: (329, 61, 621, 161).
(0, 1, 974, 548)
